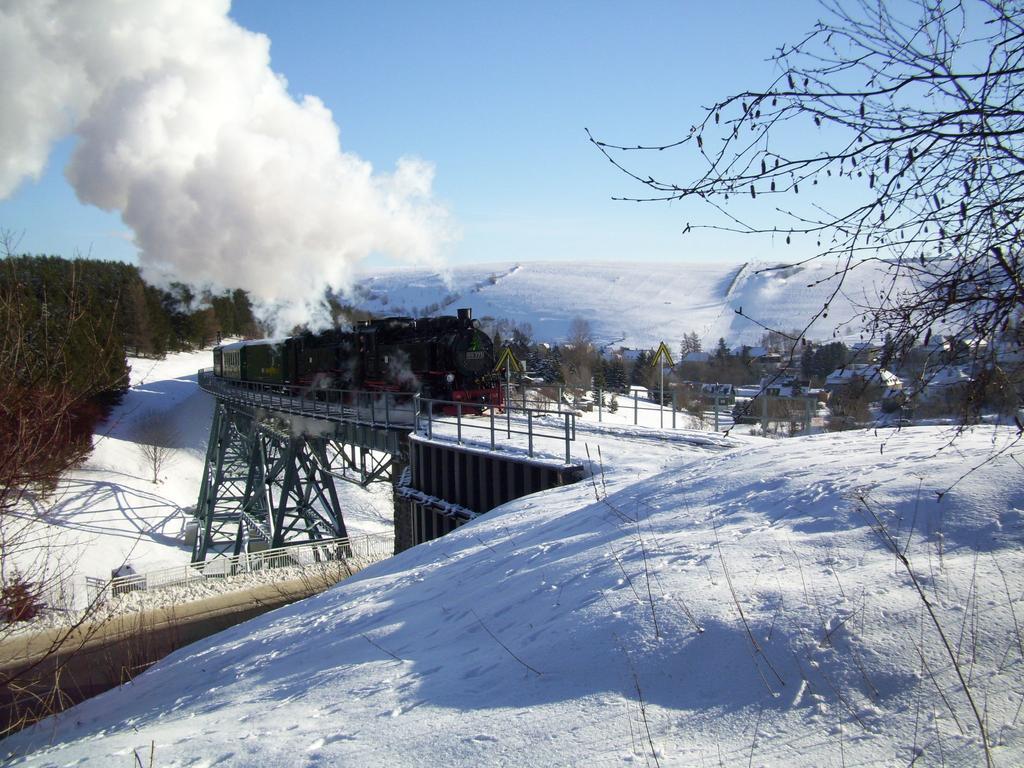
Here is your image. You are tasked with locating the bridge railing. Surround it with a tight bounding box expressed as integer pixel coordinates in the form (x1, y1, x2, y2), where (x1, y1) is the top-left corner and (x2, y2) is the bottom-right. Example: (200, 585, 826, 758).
(85, 533, 394, 604)
(510, 384, 694, 429)
(415, 395, 577, 465)
(197, 369, 578, 463)
(198, 368, 418, 429)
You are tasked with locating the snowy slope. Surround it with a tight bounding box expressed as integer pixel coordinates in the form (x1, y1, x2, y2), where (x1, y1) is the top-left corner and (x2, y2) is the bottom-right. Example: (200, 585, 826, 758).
(6, 425, 1022, 766)
(11, 349, 394, 605)
(9, 352, 209, 603)
(350, 258, 902, 349)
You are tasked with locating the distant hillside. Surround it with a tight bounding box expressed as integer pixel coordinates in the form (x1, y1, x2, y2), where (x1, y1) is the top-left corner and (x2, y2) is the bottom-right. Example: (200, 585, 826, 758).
(351, 259, 900, 349)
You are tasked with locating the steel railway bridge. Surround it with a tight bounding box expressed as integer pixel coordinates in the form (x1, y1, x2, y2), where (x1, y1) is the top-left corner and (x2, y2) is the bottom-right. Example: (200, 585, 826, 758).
(193, 370, 583, 563)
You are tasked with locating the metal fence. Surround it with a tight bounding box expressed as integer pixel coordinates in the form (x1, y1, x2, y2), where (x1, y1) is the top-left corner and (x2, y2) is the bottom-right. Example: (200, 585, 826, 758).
(198, 370, 720, 463)
(197, 368, 417, 429)
(415, 395, 577, 464)
(199, 369, 580, 464)
(85, 533, 394, 604)
(509, 384, 693, 429)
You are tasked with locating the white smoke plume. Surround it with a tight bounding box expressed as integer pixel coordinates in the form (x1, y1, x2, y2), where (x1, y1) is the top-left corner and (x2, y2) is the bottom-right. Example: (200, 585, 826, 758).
(0, 0, 453, 330)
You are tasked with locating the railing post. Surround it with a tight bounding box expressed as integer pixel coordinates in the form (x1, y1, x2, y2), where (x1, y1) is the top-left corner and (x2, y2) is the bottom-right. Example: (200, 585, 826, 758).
(385, 393, 390, 427)
(634, 391, 638, 425)
(564, 412, 571, 464)
(427, 400, 433, 439)
(659, 365, 665, 429)
(414, 393, 420, 434)
(598, 387, 603, 422)
(527, 411, 534, 457)
(457, 402, 463, 445)
(490, 406, 495, 449)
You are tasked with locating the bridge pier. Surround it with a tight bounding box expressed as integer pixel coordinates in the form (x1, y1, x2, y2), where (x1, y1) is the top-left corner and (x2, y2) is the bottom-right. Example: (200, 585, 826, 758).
(193, 403, 359, 562)
(192, 390, 409, 563)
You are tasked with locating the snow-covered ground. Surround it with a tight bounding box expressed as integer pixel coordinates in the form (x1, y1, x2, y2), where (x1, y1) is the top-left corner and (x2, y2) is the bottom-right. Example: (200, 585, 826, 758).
(10, 349, 395, 609)
(350, 258, 903, 348)
(6, 422, 1022, 766)
(6, 277, 1022, 765)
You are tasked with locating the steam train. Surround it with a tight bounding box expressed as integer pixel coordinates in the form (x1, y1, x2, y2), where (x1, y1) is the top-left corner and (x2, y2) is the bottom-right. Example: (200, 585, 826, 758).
(212, 308, 502, 406)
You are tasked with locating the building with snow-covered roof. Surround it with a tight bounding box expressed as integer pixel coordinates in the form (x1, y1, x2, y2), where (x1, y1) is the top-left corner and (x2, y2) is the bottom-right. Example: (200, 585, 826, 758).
(682, 351, 711, 364)
(700, 383, 736, 404)
(729, 345, 769, 359)
(824, 364, 902, 392)
(917, 365, 975, 408)
(616, 347, 651, 363)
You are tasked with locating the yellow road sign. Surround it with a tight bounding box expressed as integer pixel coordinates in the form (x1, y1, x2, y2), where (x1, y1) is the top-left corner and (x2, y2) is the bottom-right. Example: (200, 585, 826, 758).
(651, 341, 675, 368)
(494, 347, 523, 374)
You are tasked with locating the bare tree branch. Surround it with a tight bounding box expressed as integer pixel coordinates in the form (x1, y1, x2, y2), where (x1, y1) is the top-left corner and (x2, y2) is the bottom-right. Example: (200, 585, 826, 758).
(591, 0, 1024, 412)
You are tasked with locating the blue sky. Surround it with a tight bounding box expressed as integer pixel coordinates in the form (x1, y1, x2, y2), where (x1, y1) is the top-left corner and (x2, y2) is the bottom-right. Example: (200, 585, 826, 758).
(1, 1, 824, 269)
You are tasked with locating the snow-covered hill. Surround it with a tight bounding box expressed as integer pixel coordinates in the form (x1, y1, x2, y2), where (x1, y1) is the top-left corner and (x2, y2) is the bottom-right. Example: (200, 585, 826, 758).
(6, 424, 1023, 766)
(351, 258, 898, 349)
(10, 349, 394, 606)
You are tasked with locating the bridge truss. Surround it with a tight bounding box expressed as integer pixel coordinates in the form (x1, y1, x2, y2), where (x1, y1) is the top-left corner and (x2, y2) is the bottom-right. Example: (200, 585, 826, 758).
(193, 373, 410, 563)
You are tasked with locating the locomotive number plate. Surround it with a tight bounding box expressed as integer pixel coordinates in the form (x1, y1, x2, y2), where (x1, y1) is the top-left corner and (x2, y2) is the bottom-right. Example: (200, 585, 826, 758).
(465, 351, 485, 360)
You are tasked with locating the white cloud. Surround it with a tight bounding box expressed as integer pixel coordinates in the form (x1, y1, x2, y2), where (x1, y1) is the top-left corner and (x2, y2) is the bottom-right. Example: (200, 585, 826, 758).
(0, 0, 454, 330)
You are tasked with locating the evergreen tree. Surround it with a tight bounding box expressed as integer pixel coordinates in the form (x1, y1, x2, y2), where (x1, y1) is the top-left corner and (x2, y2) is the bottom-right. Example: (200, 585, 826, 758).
(510, 323, 532, 358)
(607, 357, 627, 392)
(547, 346, 565, 383)
(630, 350, 650, 385)
(809, 342, 849, 380)
(231, 288, 258, 338)
(122, 277, 153, 356)
(714, 337, 730, 361)
(800, 343, 815, 379)
(592, 360, 607, 395)
(191, 307, 221, 349)
(143, 285, 174, 355)
(210, 292, 235, 336)
(680, 331, 702, 358)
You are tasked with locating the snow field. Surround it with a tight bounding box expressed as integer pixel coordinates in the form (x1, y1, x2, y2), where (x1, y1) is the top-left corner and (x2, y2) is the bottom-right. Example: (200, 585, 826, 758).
(9, 348, 395, 614)
(5, 424, 1022, 766)
(351, 258, 906, 349)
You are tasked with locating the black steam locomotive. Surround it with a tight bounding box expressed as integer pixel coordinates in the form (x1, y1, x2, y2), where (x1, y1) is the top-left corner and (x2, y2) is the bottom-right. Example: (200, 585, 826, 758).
(212, 308, 501, 406)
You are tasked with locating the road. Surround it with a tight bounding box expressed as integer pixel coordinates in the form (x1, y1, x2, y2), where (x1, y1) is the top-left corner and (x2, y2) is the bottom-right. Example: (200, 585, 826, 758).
(0, 575, 332, 737)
